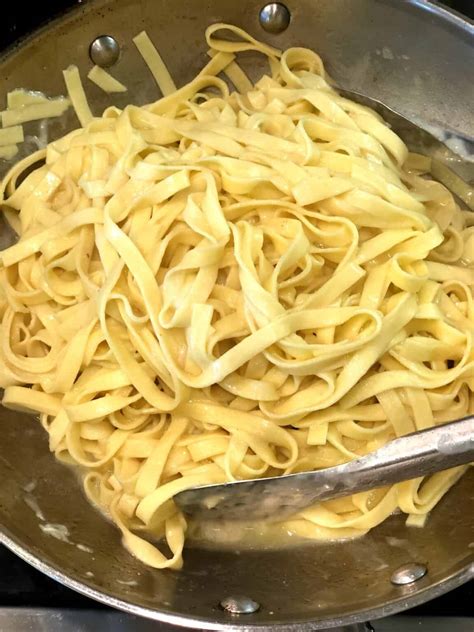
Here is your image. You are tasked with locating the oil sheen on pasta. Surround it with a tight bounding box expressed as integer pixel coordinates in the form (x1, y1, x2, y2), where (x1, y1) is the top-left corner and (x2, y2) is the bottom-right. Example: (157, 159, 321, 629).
(0, 24, 472, 570)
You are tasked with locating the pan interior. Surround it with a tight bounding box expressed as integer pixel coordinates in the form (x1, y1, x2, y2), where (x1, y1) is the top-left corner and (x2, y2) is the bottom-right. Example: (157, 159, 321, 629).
(0, 0, 472, 629)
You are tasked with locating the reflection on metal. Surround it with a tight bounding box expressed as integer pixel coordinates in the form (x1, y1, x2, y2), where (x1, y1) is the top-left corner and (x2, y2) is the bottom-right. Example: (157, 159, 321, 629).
(175, 417, 474, 521)
(259, 3, 291, 33)
(219, 595, 260, 614)
(89, 35, 120, 67)
(0, 610, 471, 632)
(391, 563, 428, 586)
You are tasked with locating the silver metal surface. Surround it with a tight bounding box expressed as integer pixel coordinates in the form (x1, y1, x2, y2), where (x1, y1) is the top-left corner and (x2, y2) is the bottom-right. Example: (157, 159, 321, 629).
(176, 417, 474, 521)
(219, 595, 261, 614)
(89, 35, 120, 67)
(3, 609, 472, 632)
(0, 1, 473, 630)
(259, 3, 291, 33)
(390, 564, 428, 586)
(376, 618, 474, 632)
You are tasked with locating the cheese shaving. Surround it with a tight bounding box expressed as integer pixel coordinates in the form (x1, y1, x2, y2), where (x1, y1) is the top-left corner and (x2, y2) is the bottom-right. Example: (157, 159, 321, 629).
(87, 66, 127, 93)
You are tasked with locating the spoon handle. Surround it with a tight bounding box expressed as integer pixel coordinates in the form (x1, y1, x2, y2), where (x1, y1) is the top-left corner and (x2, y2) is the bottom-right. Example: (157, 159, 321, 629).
(340, 415, 474, 493)
(175, 416, 474, 521)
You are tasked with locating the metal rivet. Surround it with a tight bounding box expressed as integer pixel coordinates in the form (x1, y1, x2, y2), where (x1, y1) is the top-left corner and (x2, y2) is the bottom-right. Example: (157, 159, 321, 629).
(390, 563, 427, 586)
(89, 35, 120, 68)
(219, 595, 260, 614)
(259, 3, 291, 34)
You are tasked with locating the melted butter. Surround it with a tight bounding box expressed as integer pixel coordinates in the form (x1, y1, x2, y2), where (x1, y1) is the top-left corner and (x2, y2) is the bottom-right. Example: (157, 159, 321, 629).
(186, 518, 308, 551)
(78, 466, 338, 552)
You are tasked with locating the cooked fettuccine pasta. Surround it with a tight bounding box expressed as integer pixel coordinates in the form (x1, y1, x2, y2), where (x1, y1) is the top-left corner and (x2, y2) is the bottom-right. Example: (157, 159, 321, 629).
(0, 24, 472, 570)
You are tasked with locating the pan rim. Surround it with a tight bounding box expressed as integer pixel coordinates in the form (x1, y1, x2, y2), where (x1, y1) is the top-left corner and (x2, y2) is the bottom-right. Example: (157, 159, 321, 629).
(1, 524, 473, 630)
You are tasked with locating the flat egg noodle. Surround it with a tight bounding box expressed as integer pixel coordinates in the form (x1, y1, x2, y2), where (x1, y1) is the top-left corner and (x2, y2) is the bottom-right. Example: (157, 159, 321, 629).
(0, 24, 472, 569)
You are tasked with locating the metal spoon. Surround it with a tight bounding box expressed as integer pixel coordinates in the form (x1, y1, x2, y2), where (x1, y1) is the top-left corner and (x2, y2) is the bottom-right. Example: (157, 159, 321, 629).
(176, 92, 474, 522)
(175, 416, 474, 521)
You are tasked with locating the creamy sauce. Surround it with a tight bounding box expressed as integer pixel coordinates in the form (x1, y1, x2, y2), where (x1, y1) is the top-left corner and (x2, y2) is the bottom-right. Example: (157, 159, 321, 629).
(76, 543, 94, 553)
(23, 494, 45, 521)
(39, 523, 70, 542)
(117, 579, 139, 586)
(22, 483, 95, 554)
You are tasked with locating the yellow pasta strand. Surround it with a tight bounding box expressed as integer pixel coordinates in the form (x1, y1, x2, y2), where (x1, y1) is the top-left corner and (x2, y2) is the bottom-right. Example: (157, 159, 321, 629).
(133, 31, 176, 96)
(87, 66, 127, 93)
(0, 23, 472, 570)
(63, 65, 93, 127)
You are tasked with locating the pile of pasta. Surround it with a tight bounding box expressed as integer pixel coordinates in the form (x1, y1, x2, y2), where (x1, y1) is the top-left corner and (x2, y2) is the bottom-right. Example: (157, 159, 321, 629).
(0, 24, 472, 569)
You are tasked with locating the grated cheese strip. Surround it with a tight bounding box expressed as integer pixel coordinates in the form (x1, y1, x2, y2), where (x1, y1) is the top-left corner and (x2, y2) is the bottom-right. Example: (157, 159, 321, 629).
(0, 126, 24, 146)
(63, 65, 93, 128)
(1, 100, 70, 128)
(7, 89, 48, 109)
(133, 31, 176, 96)
(0, 145, 18, 160)
(87, 66, 127, 93)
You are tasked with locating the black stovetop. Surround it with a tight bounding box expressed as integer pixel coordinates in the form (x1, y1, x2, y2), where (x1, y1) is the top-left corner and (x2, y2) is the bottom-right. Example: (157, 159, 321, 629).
(0, 0, 473, 624)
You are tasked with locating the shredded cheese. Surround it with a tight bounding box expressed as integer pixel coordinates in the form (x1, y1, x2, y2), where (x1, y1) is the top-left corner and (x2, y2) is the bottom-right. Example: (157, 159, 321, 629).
(133, 31, 176, 96)
(87, 66, 127, 93)
(63, 65, 93, 128)
(1, 99, 70, 128)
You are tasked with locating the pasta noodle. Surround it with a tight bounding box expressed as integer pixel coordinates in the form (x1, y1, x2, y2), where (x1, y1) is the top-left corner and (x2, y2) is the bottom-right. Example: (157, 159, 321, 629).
(7, 89, 49, 109)
(133, 31, 177, 97)
(0, 126, 24, 146)
(63, 65, 93, 128)
(0, 145, 18, 160)
(0, 24, 472, 570)
(88, 66, 127, 94)
(1, 97, 70, 127)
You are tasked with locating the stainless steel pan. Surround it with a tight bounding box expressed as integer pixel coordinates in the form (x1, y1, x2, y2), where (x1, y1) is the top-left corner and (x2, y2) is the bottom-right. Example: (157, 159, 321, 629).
(0, 1, 472, 629)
